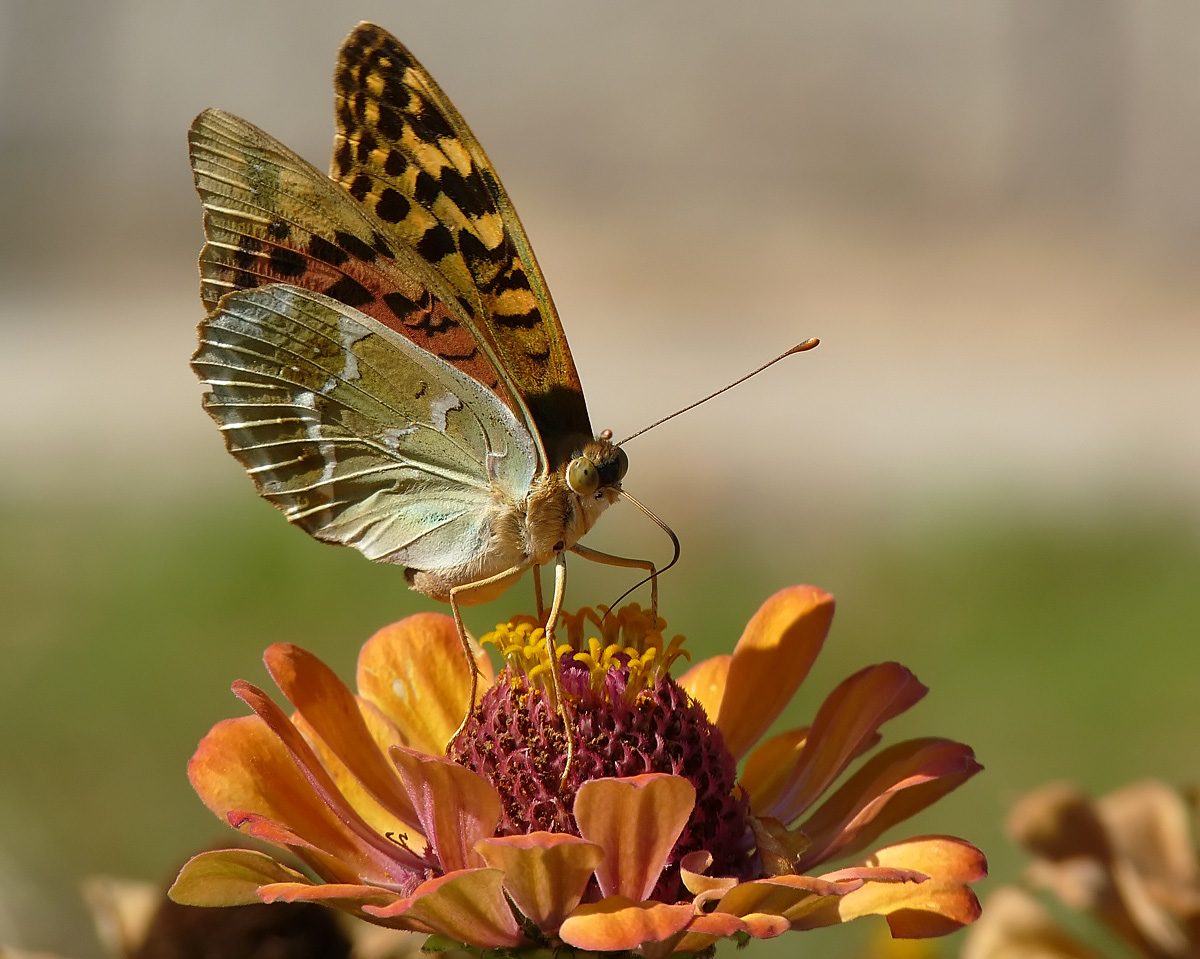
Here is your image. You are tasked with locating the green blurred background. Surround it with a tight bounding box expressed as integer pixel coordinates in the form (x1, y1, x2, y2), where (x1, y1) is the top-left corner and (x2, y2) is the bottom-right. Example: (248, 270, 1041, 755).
(2, 2, 1198, 956)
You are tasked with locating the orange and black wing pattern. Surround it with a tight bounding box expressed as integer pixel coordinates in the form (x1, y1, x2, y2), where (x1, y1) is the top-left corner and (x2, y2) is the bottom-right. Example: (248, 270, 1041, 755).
(329, 23, 593, 456)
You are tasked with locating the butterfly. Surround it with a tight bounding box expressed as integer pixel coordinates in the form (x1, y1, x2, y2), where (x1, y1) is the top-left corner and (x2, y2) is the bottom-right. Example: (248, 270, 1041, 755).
(188, 22, 661, 733)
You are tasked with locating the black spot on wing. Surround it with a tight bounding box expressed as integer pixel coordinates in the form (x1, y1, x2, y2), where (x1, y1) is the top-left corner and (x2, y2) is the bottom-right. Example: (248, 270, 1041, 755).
(348, 174, 372, 202)
(371, 232, 395, 259)
(383, 147, 407, 177)
(490, 266, 533, 294)
(376, 187, 411, 224)
(383, 290, 425, 319)
(355, 131, 377, 163)
(414, 99, 455, 143)
(494, 308, 541, 330)
(334, 230, 378, 264)
(438, 165, 490, 219)
(416, 224, 456, 263)
(414, 170, 440, 207)
(269, 246, 308, 278)
(456, 295, 477, 319)
(267, 219, 290, 241)
(324, 275, 375, 308)
(234, 235, 261, 270)
(309, 234, 349, 268)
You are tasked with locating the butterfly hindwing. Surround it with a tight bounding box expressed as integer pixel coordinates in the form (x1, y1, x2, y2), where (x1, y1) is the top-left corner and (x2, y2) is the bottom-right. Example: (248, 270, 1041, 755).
(192, 283, 537, 570)
(188, 108, 530, 434)
(331, 22, 593, 455)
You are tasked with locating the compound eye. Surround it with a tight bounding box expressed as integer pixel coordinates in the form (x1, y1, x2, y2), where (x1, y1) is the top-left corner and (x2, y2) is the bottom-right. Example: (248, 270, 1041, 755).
(613, 446, 629, 481)
(566, 456, 600, 496)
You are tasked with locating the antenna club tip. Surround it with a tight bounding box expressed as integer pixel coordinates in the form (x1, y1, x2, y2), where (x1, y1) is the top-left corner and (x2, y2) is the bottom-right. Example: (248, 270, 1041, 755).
(788, 338, 820, 354)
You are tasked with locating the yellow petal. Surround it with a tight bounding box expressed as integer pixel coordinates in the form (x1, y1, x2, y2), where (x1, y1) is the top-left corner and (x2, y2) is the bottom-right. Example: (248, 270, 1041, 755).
(717, 586, 835, 760)
(792, 875, 982, 937)
(357, 613, 493, 755)
(365, 869, 525, 950)
(168, 849, 308, 907)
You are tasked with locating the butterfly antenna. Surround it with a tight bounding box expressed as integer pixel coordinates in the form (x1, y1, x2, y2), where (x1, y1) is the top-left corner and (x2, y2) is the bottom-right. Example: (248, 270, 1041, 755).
(615, 338, 819, 446)
(601, 490, 681, 619)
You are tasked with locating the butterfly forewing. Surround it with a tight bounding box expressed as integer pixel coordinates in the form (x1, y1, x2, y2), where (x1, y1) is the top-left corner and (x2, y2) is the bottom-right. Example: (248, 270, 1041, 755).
(331, 23, 593, 456)
(188, 108, 530, 433)
(193, 284, 537, 569)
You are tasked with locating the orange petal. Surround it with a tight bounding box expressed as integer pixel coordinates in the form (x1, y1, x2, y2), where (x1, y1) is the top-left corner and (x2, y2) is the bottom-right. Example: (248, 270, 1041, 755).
(797, 738, 982, 870)
(390, 747, 501, 872)
(364, 869, 525, 950)
(229, 681, 425, 884)
(791, 875, 982, 937)
(740, 727, 809, 813)
(558, 896, 695, 952)
(357, 613, 492, 755)
(861, 836, 988, 884)
(293, 707, 424, 853)
(717, 586, 835, 760)
(676, 655, 730, 723)
(188, 714, 414, 884)
(679, 851, 739, 903)
(168, 849, 308, 907)
(475, 832, 604, 933)
(673, 910, 792, 953)
(265, 643, 419, 828)
(760, 662, 927, 823)
(574, 774, 696, 901)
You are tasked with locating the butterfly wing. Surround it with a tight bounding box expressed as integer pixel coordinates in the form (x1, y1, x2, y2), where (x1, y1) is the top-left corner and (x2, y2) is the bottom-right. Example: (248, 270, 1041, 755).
(192, 283, 537, 570)
(188, 108, 547, 462)
(331, 23, 593, 462)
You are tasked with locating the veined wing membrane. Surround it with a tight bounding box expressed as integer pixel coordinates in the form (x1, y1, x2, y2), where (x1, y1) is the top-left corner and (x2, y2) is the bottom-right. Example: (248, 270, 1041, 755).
(192, 284, 537, 569)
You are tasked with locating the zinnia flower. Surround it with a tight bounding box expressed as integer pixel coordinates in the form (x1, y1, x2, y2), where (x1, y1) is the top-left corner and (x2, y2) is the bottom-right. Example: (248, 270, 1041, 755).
(171, 585, 985, 955)
(964, 779, 1200, 959)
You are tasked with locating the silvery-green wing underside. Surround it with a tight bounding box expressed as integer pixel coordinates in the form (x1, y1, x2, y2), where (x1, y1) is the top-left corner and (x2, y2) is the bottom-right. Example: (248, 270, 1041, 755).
(192, 283, 537, 570)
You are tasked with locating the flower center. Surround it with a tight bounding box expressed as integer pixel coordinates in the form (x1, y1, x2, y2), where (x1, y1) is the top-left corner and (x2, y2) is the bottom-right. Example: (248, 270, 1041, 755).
(448, 605, 754, 901)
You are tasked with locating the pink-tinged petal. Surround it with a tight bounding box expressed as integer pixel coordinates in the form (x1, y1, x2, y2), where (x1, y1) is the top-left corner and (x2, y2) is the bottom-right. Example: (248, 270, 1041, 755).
(679, 851, 738, 902)
(357, 614, 492, 756)
(229, 681, 426, 883)
(558, 896, 694, 951)
(764, 663, 928, 823)
(574, 774, 696, 901)
(714, 873, 858, 921)
(961, 887, 1101, 959)
(389, 747, 501, 873)
(189, 715, 415, 884)
(264, 643, 419, 827)
(791, 876, 982, 937)
(676, 655, 729, 723)
(717, 586, 835, 761)
(796, 738, 982, 870)
(364, 869, 525, 949)
(861, 836, 988, 884)
(673, 910, 792, 953)
(475, 832, 604, 933)
(258, 882, 399, 908)
(168, 849, 308, 907)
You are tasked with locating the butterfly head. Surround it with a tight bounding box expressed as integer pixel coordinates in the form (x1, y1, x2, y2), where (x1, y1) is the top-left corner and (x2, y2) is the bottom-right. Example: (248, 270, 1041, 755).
(564, 430, 628, 509)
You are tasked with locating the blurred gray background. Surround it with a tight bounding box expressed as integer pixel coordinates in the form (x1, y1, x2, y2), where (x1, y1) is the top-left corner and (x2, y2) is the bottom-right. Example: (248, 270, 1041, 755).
(2, 2, 1199, 957)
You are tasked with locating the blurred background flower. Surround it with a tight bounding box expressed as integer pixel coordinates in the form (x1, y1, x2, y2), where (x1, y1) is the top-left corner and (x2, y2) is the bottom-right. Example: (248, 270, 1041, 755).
(1, 2, 1198, 957)
(964, 779, 1200, 959)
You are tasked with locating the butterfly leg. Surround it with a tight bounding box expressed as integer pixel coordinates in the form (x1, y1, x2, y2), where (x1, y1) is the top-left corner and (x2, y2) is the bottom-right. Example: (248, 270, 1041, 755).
(544, 551, 577, 786)
(447, 560, 532, 749)
(569, 543, 659, 615)
(533, 563, 545, 619)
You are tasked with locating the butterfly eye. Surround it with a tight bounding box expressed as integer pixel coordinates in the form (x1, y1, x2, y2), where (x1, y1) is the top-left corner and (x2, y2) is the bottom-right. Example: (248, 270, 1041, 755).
(566, 457, 600, 496)
(613, 446, 629, 481)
